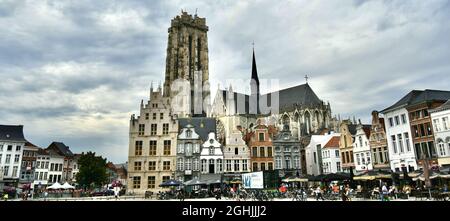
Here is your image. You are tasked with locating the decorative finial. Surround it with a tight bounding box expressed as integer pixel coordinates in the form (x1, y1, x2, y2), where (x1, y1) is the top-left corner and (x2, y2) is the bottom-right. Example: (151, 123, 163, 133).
(305, 75, 309, 83)
(252, 41, 255, 50)
(195, 8, 198, 15)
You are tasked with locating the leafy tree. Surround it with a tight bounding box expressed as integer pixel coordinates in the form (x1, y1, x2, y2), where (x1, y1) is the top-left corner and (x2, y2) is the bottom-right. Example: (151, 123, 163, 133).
(76, 151, 108, 188)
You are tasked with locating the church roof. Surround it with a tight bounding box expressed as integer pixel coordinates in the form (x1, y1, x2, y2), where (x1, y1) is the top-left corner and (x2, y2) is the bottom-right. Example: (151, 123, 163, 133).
(178, 117, 216, 141)
(262, 83, 323, 112)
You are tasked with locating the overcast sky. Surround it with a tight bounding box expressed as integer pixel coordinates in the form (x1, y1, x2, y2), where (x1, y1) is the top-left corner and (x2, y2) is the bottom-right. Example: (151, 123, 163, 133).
(1, 0, 449, 163)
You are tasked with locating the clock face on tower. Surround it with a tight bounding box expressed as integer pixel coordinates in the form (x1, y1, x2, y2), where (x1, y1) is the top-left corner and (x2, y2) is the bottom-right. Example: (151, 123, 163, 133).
(216, 119, 225, 145)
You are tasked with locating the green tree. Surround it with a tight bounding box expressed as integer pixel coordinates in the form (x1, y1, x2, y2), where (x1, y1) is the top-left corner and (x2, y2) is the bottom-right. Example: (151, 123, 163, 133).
(76, 151, 108, 188)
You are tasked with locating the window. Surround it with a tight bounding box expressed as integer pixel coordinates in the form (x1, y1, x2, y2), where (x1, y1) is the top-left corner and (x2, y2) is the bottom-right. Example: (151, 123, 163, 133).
(336, 162, 341, 172)
(416, 110, 422, 119)
(356, 153, 361, 165)
(350, 151, 354, 162)
(234, 148, 239, 155)
(45, 162, 49, 169)
(398, 134, 404, 153)
(7, 145, 12, 151)
(226, 160, 232, 171)
(267, 147, 272, 157)
(392, 135, 397, 153)
(149, 141, 157, 156)
(152, 113, 156, 120)
(388, 118, 393, 127)
(404, 132, 411, 152)
(209, 147, 214, 155)
(401, 114, 407, 124)
(420, 124, 426, 137)
(149, 161, 156, 171)
(294, 156, 300, 169)
(135, 141, 143, 156)
(3, 166, 9, 176)
(162, 176, 170, 183)
(434, 119, 441, 132)
(151, 124, 157, 135)
(163, 123, 169, 135)
(268, 162, 273, 170)
(252, 147, 258, 157)
(313, 152, 317, 164)
(163, 140, 171, 155)
(0, 154, 2, 164)
(12, 166, 18, 177)
(275, 157, 282, 169)
(163, 161, 170, 171)
(160, 113, 164, 120)
(242, 160, 248, 171)
(258, 133, 264, 141)
(438, 141, 446, 156)
(252, 162, 258, 171)
(133, 176, 141, 189)
(335, 150, 340, 157)
(201, 159, 207, 172)
(260, 163, 266, 171)
(415, 143, 422, 159)
(423, 109, 429, 117)
(234, 160, 240, 172)
(16, 146, 21, 151)
(14, 154, 20, 163)
(217, 159, 222, 172)
(426, 123, 432, 136)
(193, 158, 199, 171)
(260, 147, 265, 158)
(443, 117, 449, 130)
(5, 154, 11, 163)
(395, 116, 400, 126)
(194, 144, 200, 153)
(185, 143, 193, 156)
(359, 136, 363, 147)
(145, 113, 149, 120)
(185, 158, 191, 170)
(138, 124, 145, 136)
(147, 176, 155, 189)
(134, 162, 142, 171)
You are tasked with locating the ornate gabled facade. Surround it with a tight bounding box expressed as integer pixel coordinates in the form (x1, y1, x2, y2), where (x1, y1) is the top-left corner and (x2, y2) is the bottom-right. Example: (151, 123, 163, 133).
(176, 124, 202, 182)
(352, 120, 372, 172)
(369, 111, 390, 170)
(273, 125, 303, 178)
(223, 130, 250, 182)
(128, 86, 178, 194)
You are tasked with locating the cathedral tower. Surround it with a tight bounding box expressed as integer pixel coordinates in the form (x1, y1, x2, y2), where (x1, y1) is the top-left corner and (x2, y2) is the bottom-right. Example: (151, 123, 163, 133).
(163, 11, 210, 117)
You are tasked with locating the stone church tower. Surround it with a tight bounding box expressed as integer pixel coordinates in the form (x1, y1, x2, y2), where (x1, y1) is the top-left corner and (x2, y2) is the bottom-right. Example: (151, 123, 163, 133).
(163, 11, 211, 117)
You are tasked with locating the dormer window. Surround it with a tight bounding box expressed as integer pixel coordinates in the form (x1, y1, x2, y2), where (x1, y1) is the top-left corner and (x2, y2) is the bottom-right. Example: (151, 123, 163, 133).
(209, 139, 214, 144)
(186, 130, 192, 138)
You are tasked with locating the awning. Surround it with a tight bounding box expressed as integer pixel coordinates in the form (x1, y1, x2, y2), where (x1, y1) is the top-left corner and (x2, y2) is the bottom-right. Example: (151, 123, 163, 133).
(184, 178, 206, 186)
(47, 182, 63, 189)
(159, 179, 182, 187)
(62, 182, 75, 189)
(353, 170, 392, 181)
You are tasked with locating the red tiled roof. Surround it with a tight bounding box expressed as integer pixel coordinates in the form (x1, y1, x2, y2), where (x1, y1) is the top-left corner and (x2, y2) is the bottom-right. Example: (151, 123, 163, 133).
(324, 136, 340, 149)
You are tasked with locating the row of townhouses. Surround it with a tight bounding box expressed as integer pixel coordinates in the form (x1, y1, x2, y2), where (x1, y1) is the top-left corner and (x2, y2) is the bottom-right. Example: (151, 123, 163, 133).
(0, 125, 81, 190)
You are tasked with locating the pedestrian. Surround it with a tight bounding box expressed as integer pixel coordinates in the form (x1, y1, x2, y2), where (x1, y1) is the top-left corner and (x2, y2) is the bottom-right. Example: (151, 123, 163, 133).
(315, 186, 324, 201)
(382, 183, 389, 201)
(3, 192, 8, 201)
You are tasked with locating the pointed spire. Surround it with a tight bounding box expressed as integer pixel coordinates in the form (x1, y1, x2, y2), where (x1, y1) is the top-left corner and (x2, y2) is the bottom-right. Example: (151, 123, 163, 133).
(251, 45, 259, 85)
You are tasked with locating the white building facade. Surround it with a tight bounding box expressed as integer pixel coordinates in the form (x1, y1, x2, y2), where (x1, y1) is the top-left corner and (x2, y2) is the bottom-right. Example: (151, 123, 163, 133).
(382, 107, 417, 172)
(430, 100, 450, 167)
(353, 122, 373, 172)
(305, 133, 337, 176)
(0, 125, 26, 190)
(200, 132, 223, 175)
(321, 135, 342, 174)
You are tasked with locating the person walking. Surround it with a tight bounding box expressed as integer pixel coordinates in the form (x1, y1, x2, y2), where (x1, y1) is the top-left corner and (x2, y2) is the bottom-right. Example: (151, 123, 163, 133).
(382, 183, 389, 201)
(315, 186, 324, 201)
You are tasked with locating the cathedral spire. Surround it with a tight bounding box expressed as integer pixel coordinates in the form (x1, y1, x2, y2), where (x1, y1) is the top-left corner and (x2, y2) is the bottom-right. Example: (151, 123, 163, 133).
(251, 45, 259, 86)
